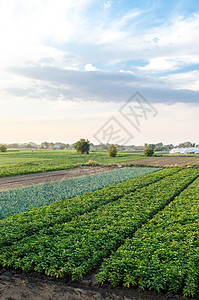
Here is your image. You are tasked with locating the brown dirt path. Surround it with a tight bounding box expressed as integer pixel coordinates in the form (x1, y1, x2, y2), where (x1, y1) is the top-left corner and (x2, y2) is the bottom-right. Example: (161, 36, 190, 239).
(0, 167, 114, 191)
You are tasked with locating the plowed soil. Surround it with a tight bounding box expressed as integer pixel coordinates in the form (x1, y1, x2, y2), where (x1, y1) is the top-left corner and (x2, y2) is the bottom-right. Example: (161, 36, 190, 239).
(1, 268, 198, 300)
(0, 167, 114, 191)
(125, 156, 199, 167)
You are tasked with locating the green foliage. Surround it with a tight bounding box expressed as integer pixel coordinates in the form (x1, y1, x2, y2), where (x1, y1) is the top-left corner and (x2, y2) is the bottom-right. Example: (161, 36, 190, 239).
(0, 145, 7, 152)
(0, 167, 161, 219)
(0, 168, 197, 283)
(178, 141, 195, 148)
(97, 172, 199, 297)
(73, 138, 90, 154)
(108, 145, 118, 157)
(0, 150, 144, 178)
(144, 147, 154, 156)
(0, 168, 177, 247)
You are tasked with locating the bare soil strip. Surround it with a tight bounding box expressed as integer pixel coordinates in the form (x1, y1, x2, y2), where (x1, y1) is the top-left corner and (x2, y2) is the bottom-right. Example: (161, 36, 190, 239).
(125, 156, 199, 167)
(1, 269, 198, 300)
(0, 167, 114, 191)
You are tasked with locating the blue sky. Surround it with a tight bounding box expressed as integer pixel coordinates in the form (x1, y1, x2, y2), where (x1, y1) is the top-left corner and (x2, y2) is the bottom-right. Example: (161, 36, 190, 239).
(0, 0, 198, 145)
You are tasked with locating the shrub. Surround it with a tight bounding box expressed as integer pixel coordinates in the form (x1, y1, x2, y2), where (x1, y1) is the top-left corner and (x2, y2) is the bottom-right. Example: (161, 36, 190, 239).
(108, 145, 117, 157)
(73, 139, 90, 154)
(144, 147, 154, 156)
(0, 145, 7, 152)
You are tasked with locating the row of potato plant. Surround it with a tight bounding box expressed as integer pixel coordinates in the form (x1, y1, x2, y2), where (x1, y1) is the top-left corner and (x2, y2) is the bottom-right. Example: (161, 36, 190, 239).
(0, 168, 177, 247)
(0, 168, 198, 281)
(97, 176, 199, 297)
(0, 167, 160, 219)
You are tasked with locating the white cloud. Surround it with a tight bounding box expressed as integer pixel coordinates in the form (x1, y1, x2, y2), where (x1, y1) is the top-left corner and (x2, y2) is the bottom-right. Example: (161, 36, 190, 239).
(84, 64, 97, 71)
(0, 0, 92, 67)
(1, 1, 199, 74)
(137, 55, 199, 73)
(64, 65, 80, 71)
(160, 71, 199, 91)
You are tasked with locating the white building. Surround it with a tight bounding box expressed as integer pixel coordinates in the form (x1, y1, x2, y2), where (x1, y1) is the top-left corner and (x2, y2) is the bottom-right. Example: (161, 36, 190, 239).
(170, 147, 199, 154)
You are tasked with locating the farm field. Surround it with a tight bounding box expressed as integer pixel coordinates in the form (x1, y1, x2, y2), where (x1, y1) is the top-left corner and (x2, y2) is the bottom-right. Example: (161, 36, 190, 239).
(0, 167, 160, 219)
(0, 167, 199, 299)
(0, 150, 199, 179)
(125, 155, 199, 167)
(0, 167, 116, 190)
(98, 175, 199, 297)
(0, 150, 144, 177)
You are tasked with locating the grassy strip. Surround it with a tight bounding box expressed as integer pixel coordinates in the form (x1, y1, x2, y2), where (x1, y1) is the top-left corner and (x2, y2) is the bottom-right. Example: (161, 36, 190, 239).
(0, 162, 76, 178)
(0, 168, 177, 247)
(0, 167, 160, 219)
(0, 168, 197, 280)
(0, 151, 144, 178)
(97, 177, 199, 297)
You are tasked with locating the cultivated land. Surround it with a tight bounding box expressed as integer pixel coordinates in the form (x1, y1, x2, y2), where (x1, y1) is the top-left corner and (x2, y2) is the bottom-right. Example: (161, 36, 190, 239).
(0, 167, 158, 219)
(0, 150, 198, 183)
(0, 167, 115, 190)
(125, 156, 199, 167)
(1, 167, 199, 299)
(0, 150, 144, 177)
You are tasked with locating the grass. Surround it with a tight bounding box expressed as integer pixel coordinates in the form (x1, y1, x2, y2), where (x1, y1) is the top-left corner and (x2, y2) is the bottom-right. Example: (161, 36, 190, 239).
(0, 150, 144, 177)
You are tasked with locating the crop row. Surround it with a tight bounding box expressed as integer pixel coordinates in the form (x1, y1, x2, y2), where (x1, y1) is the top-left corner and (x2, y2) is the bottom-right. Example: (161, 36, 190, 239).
(0, 168, 177, 247)
(0, 167, 160, 219)
(97, 175, 199, 297)
(0, 168, 198, 281)
(0, 161, 76, 178)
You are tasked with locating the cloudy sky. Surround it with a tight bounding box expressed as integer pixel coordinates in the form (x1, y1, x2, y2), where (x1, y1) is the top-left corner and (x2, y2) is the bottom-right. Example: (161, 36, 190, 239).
(0, 0, 199, 145)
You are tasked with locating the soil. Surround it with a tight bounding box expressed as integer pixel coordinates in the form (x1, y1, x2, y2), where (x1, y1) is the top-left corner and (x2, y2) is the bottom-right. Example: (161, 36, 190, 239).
(0, 167, 114, 191)
(124, 156, 199, 167)
(1, 268, 198, 300)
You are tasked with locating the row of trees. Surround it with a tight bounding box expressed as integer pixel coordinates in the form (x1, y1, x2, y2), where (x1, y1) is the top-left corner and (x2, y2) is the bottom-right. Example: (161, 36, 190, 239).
(1, 140, 198, 154)
(73, 139, 118, 157)
(73, 139, 154, 157)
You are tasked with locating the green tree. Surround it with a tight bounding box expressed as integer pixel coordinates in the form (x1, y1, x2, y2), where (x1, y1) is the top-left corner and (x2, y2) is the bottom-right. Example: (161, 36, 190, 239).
(0, 144, 7, 152)
(144, 147, 154, 156)
(41, 142, 50, 149)
(108, 144, 118, 157)
(74, 138, 90, 154)
(178, 141, 194, 148)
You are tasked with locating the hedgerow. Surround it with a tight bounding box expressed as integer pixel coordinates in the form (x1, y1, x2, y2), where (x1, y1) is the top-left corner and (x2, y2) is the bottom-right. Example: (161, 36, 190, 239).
(0, 168, 197, 281)
(97, 174, 199, 297)
(0, 167, 160, 219)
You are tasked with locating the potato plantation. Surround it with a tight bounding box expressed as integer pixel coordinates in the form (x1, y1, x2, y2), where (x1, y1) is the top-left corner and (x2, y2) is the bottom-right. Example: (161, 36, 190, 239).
(0, 166, 199, 298)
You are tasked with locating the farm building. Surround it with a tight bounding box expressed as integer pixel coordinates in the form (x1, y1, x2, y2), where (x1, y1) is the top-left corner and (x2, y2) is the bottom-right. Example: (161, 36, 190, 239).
(170, 147, 199, 154)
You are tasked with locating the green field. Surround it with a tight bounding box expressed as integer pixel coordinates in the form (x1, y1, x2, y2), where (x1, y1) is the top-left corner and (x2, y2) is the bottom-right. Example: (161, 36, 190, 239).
(0, 167, 160, 219)
(1, 167, 199, 297)
(0, 150, 144, 177)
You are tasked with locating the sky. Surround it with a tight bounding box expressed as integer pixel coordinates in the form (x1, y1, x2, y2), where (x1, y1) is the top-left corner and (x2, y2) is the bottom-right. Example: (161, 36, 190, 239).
(0, 0, 199, 145)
